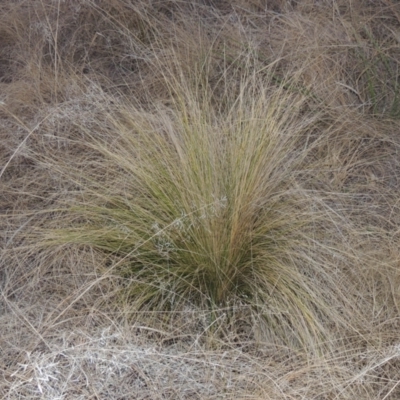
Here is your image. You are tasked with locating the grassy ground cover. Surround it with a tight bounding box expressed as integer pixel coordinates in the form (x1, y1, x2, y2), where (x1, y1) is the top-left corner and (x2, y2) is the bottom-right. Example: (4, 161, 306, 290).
(1, 0, 400, 398)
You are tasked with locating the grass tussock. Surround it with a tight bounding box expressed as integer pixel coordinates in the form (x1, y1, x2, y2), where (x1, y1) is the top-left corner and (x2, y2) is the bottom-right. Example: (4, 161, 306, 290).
(1, 0, 400, 398)
(38, 68, 359, 350)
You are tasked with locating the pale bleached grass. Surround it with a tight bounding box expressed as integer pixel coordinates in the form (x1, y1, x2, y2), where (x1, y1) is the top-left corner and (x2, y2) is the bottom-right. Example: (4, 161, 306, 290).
(1, 0, 400, 399)
(1, 296, 400, 399)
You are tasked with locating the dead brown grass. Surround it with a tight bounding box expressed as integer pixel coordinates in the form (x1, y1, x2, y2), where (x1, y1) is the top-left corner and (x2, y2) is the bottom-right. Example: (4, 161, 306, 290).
(1, 0, 400, 398)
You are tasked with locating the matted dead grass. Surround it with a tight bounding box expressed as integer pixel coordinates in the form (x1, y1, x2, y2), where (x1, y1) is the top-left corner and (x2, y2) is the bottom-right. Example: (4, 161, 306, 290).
(1, 0, 400, 398)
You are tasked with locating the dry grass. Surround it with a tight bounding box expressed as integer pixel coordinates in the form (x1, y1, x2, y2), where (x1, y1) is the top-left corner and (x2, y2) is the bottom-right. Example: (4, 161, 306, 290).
(1, 0, 400, 398)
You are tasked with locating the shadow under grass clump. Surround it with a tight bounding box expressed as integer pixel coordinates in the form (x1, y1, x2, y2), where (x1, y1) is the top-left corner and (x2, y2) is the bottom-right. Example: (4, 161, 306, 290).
(37, 69, 366, 351)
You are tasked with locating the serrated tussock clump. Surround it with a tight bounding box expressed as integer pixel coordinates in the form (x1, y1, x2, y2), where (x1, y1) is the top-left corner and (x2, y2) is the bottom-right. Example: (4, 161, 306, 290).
(37, 68, 366, 350)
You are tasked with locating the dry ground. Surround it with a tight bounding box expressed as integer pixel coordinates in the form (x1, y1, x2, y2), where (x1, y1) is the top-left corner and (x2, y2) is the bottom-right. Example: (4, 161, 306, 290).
(1, 1, 400, 399)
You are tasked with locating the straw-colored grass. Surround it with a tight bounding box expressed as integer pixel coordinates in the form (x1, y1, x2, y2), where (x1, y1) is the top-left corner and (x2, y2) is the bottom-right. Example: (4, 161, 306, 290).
(1, 0, 400, 398)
